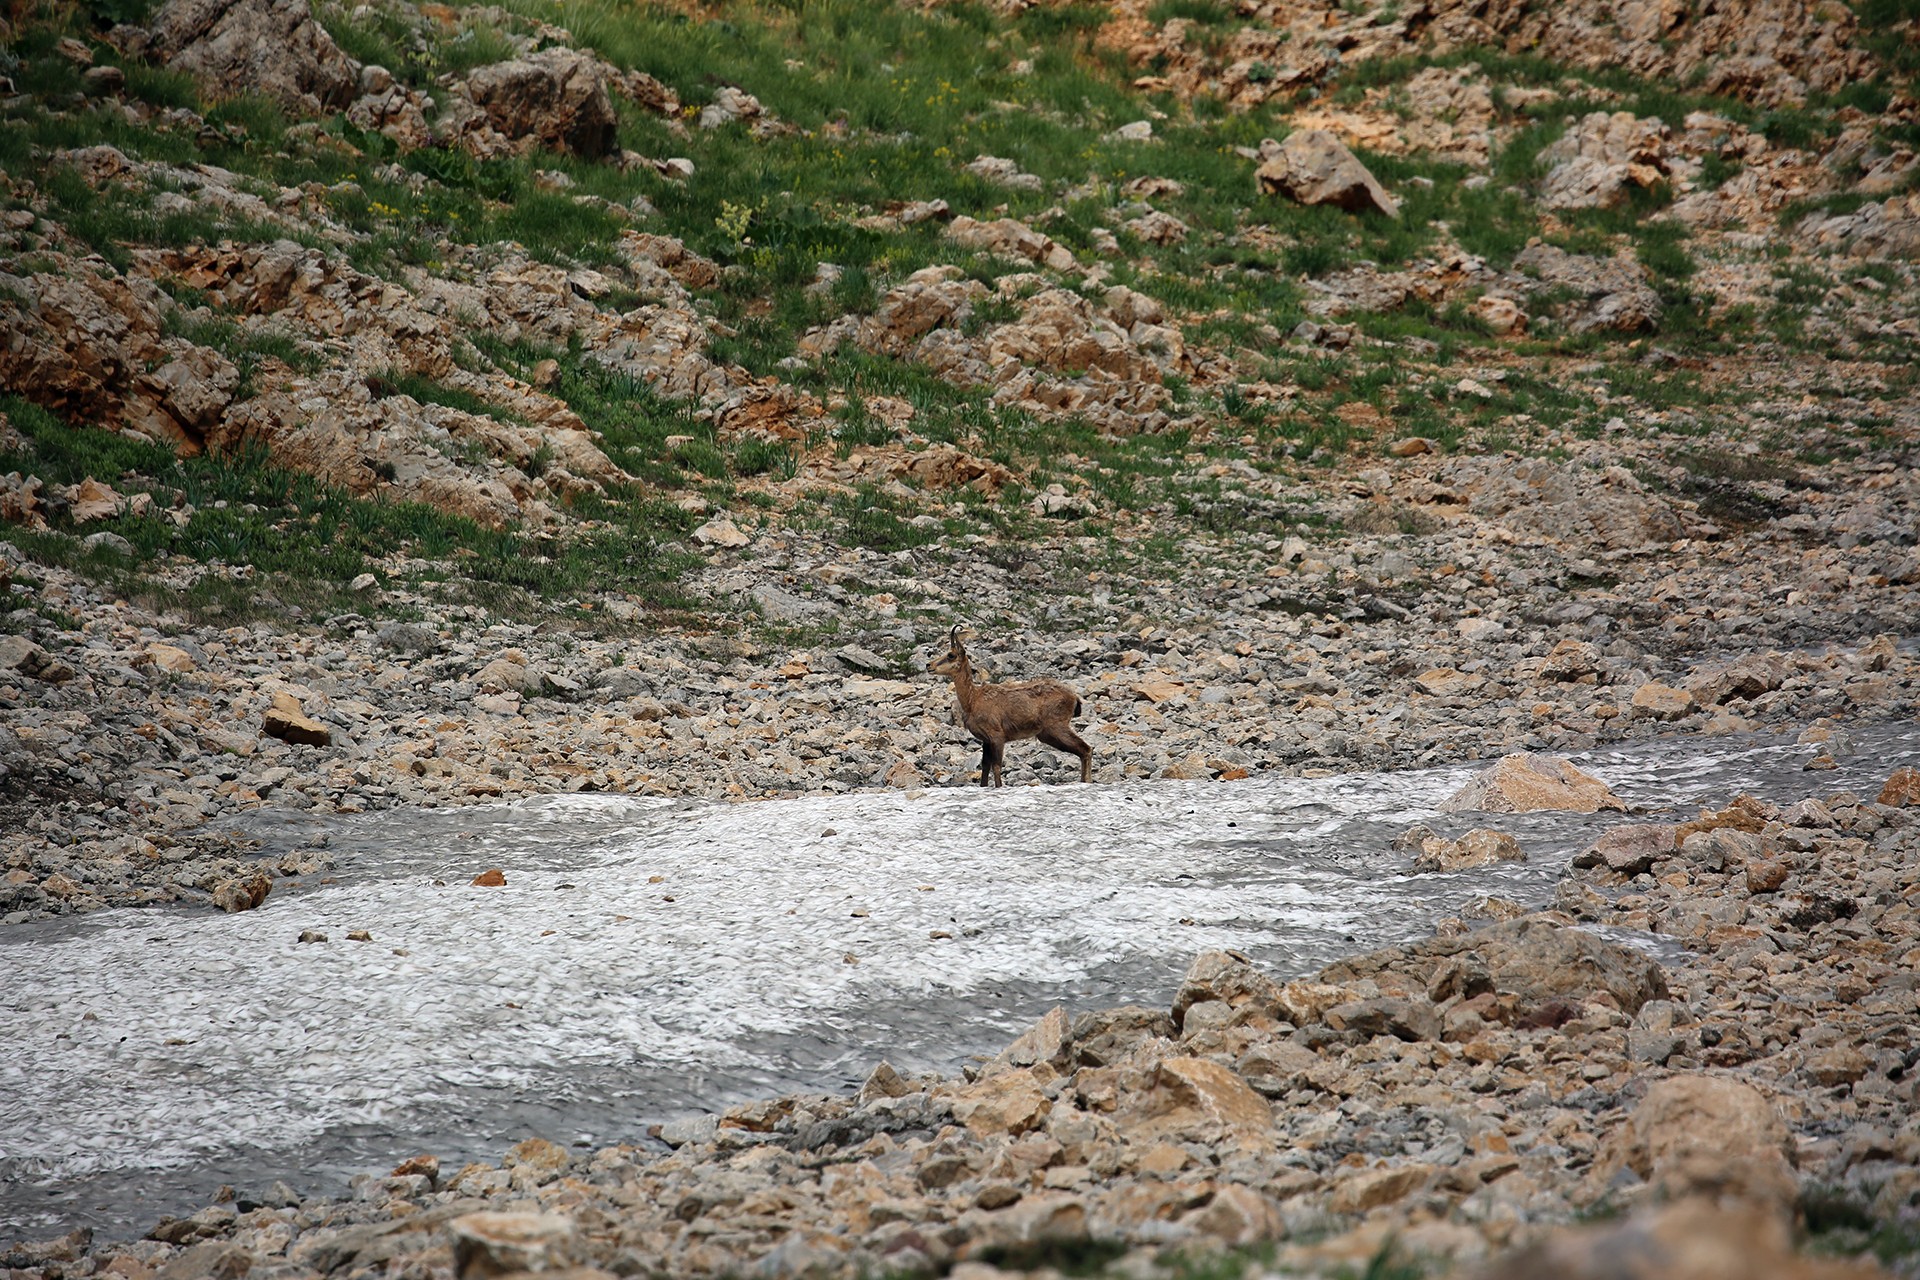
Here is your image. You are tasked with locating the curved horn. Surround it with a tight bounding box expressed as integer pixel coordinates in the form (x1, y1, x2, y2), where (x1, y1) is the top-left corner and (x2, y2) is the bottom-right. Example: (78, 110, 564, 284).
(949, 624, 963, 648)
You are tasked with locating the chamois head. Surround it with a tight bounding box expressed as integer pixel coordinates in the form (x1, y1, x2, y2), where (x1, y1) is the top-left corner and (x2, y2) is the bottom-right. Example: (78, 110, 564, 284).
(928, 625, 970, 677)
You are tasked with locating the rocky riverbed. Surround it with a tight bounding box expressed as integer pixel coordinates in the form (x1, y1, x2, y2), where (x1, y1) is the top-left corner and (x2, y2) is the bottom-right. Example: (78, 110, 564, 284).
(5, 757, 1919, 1279)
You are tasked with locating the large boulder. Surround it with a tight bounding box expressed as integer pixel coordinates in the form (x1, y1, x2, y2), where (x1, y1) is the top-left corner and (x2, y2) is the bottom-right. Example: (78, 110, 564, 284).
(1585, 1076, 1797, 1217)
(1440, 753, 1620, 814)
(453, 47, 620, 158)
(144, 0, 358, 114)
(1467, 1199, 1878, 1280)
(1320, 916, 1670, 1016)
(1255, 129, 1399, 217)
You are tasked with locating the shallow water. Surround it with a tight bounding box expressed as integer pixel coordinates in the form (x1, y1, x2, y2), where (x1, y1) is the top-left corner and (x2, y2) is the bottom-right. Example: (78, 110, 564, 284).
(3, 724, 1916, 1238)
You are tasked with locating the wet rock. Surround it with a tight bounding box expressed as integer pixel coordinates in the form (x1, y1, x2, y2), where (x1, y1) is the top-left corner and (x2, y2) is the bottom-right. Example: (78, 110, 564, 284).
(211, 870, 271, 913)
(1572, 825, 1678, 876)
(471, 869, 506, 887)
(1255, 130, 1399, 217)
(1411, 828, 1524, 873)
(1440, 753, 1619, 814)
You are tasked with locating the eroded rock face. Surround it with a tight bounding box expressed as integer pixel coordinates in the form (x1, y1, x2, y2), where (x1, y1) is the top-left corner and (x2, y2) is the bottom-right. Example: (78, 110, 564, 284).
(1512, 243, 1664, 333)
(144, 0, 358, 114)
(1451, 456, 1700, 553)
(0, 255, 239, 452)
(1539, 112, 1675, 210)
(451, 47, 620, 158)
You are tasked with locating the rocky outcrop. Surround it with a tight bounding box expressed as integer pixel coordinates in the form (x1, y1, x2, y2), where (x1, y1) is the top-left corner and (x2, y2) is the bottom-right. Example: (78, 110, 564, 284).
(802, 268, 1195, 436)
(141, 0, 358, 114)
(446, 47, 620, 159)
(0, 253, 239, 452)
(1539, 112, 1675, 210)
(1511, 243, 1664, 333)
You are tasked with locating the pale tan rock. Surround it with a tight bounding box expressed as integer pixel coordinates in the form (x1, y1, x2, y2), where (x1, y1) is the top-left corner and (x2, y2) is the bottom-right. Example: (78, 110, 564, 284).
(1630, 681, 1694, 720)
(1415, 668, 1485, 697)
(1589, 1075, 1795, 1217)
(263, 692, 331, 747)
(1539, 112, 1672, 210)
(691, 518, 751, 549)
(1440, 753, 1619, 814)
(1182, 1183, 1281, 1244)
(445, 1210, 578, 1277)
(986, 1006, 1070, 1075)
(1255, 130, 1399, 217)
(1412, 829, 1524, 873)
(947, 1073, 1051, 1137)
(1121, 1057, 1273, 1150)
(1327, 1163, 1436, 1215)
(144, 643, 197, 673)
(1467, 1199, 1881, 1280)
(212, 871, 272, 913)
(68, 477, 125, 523)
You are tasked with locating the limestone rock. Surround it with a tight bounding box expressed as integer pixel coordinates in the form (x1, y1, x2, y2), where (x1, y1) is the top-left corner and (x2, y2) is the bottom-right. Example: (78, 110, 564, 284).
(1440, 753, 1619, 814)
(1323, 916, 1670, 1016)
(1412, 828, 1524, 873)
(1467, 1200, 1880, 1280)
(1539, 112, 1673, 210)
(1452, 457, 1698, 553)
(1587, 1075, 1796, 1217)
(1572, 825, 1679, 876)
(1172, 950, 1286, 1030)
(211, 871, 272, 913)
(692, 518, 751, 549)
(1120, 1057, 1273, 1150)
(145, 0, 358, 114)
(263, 692, 332, 747)
(1630, 682, 1694, 721)
(445, 1211, 578, 1277)
(453, 47, 619, 158)
(1512, 243, 1662, 333)
(1255, 130, 1399, 217)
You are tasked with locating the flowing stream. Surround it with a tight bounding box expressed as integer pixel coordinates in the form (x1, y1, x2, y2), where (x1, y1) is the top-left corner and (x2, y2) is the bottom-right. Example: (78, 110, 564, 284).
(4, 724, 1917, 1239)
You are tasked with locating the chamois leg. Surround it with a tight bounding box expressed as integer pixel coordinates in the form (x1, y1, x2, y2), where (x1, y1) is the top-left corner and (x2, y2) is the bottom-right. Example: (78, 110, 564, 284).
(1039, 727, 1093, 783)
(979, 740, 1004, 788)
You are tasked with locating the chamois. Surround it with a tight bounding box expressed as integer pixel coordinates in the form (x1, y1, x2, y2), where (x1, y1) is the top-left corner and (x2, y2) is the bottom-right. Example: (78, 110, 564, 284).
(929, 626, 1092, 787)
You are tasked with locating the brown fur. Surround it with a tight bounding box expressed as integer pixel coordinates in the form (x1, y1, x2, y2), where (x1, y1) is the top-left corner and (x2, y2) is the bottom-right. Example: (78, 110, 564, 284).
(929, 627, 1092, 787)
